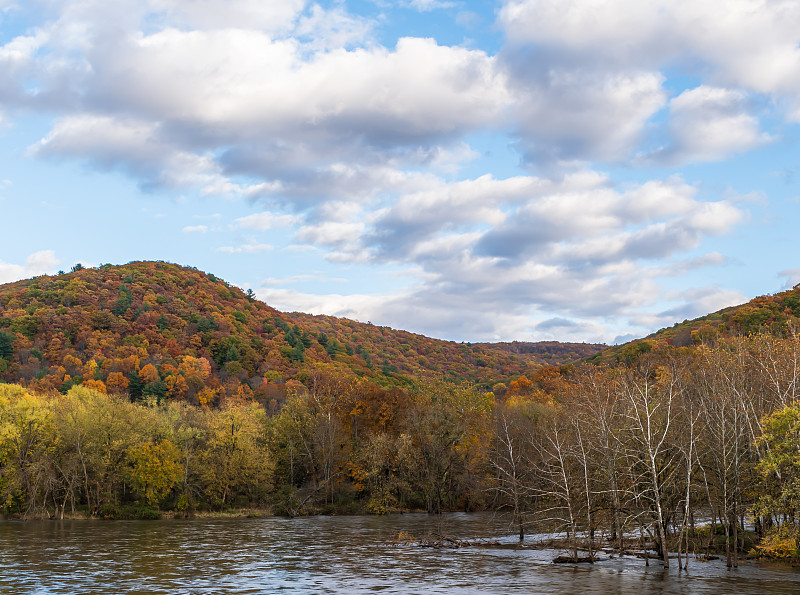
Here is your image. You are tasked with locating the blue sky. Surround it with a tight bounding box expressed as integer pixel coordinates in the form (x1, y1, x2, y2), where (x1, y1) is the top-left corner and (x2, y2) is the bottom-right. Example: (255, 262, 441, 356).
(1, 0, 799, 344)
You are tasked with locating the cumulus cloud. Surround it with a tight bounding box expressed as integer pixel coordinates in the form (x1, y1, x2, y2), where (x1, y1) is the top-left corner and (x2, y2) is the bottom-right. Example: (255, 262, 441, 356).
(259, 267, 651, 343)
(661, 253, 729, 276)
(498, 0, 800, 95)
(0, 250, 60, 284)
(474, 177, 740, 266)
(506, 67, 667, 166)
(257, 284, 546, 342)
(1, 0, 769, 341)
(367, 174, 541, 258)
(30, 115, 277, 196)
(497, 0, 800, 166)
(22, 15, 507, 198)
(533, 317, 611, 342)
(264, 171, 744, 341)
(234, 212, 300, 230)
(651, 86, 772, 164)
(14, 0, 792, 191)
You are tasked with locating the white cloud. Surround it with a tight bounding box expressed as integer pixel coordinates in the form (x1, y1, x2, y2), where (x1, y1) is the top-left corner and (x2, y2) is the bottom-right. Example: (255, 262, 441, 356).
(260, 273, 348, 288)
(17, 0, 788, 199)
(258, 287, 387, 319)
(662, 253, 729, 276)
(218, 243, 273, 254)
(633, 285, 748, 330)
(780, 268, 800, 289)
(652, 86, 772, 164)
(0, 262, 27, 284)
(508, 68, 667, 165)
(491, 0, 800, 172)
(0, 250, 60, 284)
(406, 0, 457, 12)
(30, 115, 281, 197)
(151, 0, 307, 33)
(296, 220, 367, 253)
(234, 211, 300, 230)
(499, 0, 800, 118)
(294, 3, 373, 50)
(257, 169, 745, 341)
(0, 0, 769, 342)
(23, 16, 507, 198)
(473, 176, 740, 265)
(258, 272, 647, 343)
(25, 250, 59, 272)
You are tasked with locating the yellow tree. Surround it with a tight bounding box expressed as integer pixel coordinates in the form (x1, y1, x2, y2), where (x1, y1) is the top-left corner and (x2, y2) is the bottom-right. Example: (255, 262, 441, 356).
(157, 401, 207, 515)
(0, 385, 56, 517)
(201, 401, 271, 506)
(125, 440, 182, 507)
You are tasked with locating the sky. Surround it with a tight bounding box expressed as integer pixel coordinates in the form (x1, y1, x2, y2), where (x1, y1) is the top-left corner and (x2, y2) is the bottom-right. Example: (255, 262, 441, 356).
(1, 0, 799, 345)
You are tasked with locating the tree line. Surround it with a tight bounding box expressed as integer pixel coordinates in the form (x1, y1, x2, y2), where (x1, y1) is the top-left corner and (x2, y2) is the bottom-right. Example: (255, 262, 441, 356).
(2, 330, 800, 565)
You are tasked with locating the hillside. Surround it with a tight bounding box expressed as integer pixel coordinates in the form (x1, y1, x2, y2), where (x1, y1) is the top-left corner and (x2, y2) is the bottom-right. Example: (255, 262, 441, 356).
(587, 284, 800, 364)
(0, 261, 602, 405)
(4, 262, 800, 544)
(287, 311, 605, 386)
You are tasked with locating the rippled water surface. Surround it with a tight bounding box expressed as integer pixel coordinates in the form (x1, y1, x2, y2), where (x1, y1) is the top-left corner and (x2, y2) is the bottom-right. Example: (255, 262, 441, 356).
(2, 513, 800, 594)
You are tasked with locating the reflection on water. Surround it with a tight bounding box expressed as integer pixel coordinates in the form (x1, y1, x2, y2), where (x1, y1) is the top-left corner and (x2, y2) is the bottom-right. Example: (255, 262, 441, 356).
(2, 513, 800, 594)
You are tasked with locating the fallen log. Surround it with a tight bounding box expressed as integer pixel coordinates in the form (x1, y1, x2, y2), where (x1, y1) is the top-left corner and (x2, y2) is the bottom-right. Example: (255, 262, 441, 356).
(553, 555, 596, 564)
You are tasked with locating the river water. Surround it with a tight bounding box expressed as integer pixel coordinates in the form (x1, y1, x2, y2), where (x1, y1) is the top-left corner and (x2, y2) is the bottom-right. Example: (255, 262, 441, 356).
(2, 513, 799, 594)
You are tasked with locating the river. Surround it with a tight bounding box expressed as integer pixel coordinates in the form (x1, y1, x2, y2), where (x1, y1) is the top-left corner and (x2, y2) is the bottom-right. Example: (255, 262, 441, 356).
(2, 513, 799, 594)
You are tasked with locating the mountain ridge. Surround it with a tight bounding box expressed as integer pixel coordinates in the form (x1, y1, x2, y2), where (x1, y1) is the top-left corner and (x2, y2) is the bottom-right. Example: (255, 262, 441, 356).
(0, 260, 604, 404)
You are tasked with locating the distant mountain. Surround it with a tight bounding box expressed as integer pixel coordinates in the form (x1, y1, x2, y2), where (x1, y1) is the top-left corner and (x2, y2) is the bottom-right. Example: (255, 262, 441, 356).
(0, 261, 603, 404)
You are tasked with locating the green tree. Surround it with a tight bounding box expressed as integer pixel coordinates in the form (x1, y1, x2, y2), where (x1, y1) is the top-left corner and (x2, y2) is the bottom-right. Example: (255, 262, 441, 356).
(0, 331, 13, 360)
(757, 404, 800, 519)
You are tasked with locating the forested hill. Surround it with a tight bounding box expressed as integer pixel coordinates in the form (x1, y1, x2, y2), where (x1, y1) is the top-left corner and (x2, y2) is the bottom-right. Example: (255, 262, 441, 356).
(0, 261, 602, 404)
(286, 311, 605, 383)
(588, 283, 800, 364)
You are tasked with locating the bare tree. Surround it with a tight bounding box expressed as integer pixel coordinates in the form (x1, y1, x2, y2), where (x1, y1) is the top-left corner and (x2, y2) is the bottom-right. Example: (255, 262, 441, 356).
(616, 357, 679, 568)
(489, 403, 534, 541)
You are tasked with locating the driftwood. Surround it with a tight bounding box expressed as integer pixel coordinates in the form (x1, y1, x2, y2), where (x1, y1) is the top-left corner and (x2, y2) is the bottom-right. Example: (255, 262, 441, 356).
(552, 555, 596, 564)
(393, 531, 500, 549)
(393, 530, 727, 565)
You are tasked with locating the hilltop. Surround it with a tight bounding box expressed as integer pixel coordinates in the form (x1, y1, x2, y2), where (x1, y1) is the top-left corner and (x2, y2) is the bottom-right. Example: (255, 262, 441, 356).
(587, 283, 800, 364)
(0, 261, 603, 405)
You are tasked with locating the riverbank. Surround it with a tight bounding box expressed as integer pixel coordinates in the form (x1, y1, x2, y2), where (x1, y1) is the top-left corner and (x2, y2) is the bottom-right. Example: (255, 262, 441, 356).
(0, 501, 430, 521)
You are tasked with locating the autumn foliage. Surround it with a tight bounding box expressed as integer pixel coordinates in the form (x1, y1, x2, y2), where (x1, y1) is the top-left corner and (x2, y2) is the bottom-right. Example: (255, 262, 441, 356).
(4, 261, 800, 567)
(0, 261, 600, 407)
